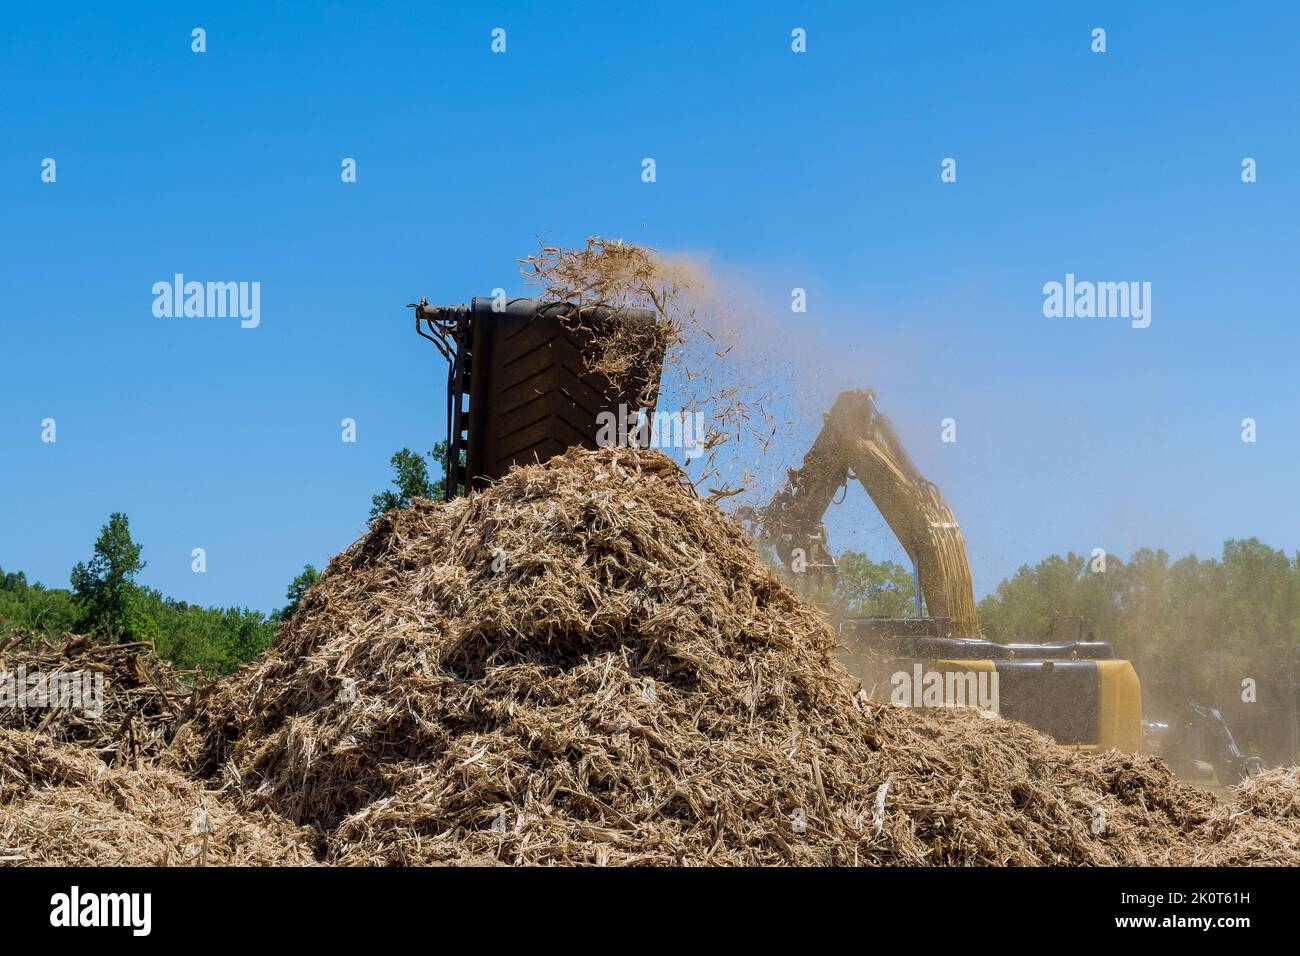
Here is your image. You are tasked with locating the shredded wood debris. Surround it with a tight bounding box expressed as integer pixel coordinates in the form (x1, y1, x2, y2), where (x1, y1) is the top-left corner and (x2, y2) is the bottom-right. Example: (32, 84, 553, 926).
(0, 634, 191, 768)
(0, 730, 315, 866)
(152, 447, 1299, 866)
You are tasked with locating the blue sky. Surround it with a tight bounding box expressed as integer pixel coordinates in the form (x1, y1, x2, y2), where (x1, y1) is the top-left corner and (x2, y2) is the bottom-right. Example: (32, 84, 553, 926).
(2, 2, 1296, 614)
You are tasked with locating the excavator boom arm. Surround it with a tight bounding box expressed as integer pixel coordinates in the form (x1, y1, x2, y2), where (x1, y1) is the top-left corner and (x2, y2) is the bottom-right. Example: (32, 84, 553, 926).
(756, 390, 980, 636)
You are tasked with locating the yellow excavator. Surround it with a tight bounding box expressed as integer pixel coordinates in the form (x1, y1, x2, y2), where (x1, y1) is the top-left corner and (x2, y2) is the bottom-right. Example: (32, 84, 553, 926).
(745, 389, 1144, 753)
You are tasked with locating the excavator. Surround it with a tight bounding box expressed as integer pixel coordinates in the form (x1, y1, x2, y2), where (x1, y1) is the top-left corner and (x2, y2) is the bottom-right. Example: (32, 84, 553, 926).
(742, 389, 1145, 753)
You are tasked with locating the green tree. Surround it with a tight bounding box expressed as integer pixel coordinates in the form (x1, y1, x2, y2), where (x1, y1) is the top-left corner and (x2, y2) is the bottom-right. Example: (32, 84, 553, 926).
(220, 607, 279, 662)
(831, 552, 917, 620)
(136, 585, 279, 672)
(1219, 538, 1299, 649)
(277, 564, 320, 622)
(370, 440, 459, 518)
(3, 552, 279, 673)
(0, 568, 28, 592)
(762, 546, 918, 629)
(69, 513, 146, 640)
(0, 567, 78, 640)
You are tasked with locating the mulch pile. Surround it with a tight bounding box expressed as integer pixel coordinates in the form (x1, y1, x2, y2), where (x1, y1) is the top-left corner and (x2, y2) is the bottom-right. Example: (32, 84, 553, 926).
(1231, 766, 1300, 820)
(158, 446, 1300, 866)
(0, 729, 315, 866)
(0, 634, 191, 767)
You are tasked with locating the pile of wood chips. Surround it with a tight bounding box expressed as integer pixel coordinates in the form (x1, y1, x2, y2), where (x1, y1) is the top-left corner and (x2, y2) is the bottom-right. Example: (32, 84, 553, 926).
(0, 634, 191, 768)
(156, 446, 1300, 866)
(0, 729, 316, 866)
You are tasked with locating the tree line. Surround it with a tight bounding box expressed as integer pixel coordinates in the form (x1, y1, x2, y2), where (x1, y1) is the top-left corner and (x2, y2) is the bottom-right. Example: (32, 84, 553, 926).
(0, 444, 450, 673)
(0, 513, 314, 673)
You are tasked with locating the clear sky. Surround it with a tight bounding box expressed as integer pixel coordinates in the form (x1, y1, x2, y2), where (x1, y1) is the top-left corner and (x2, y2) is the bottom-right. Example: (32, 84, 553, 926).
(2, 2, 1296, 614)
